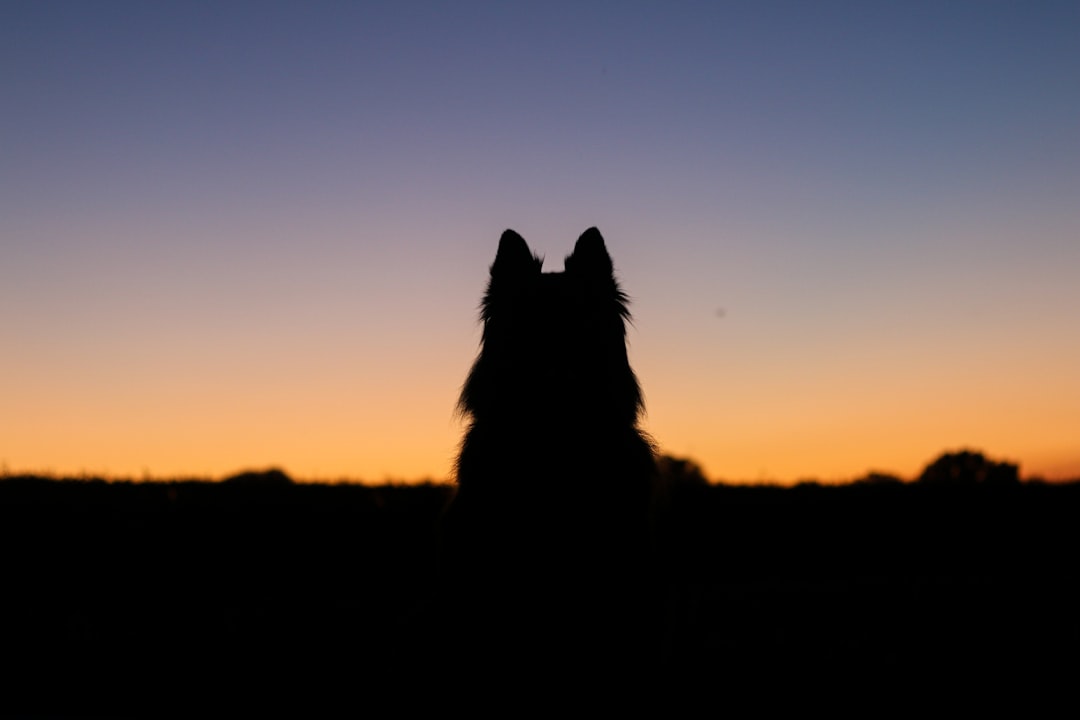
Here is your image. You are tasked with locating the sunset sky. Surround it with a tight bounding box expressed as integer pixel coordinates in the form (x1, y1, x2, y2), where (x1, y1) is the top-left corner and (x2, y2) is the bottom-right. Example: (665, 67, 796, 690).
(3, 1, 1078, 483)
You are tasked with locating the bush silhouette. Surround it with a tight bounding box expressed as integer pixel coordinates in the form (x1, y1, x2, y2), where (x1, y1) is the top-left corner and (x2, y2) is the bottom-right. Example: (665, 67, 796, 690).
(917, 450, 1019, 486)
(221, 468, 294, 486)
(657, 454, 710, 488)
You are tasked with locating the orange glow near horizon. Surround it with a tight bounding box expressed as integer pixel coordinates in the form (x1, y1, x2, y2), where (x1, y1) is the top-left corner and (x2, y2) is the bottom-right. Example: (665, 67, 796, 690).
(5, 337, 1079, 484)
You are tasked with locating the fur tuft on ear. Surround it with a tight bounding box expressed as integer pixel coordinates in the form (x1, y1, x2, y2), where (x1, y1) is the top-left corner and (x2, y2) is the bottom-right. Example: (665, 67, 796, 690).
(564, 226, 614, 277)
(492, 229, 541, 279)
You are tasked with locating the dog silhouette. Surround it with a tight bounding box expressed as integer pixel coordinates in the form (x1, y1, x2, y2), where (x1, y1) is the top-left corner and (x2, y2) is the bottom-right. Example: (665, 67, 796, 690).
(437, 228, 660, 678)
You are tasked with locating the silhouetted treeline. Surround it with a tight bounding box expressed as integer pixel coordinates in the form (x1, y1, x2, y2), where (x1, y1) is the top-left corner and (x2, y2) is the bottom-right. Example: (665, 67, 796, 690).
(0, 477, 450, 712)
(2, 472, 1077, 710)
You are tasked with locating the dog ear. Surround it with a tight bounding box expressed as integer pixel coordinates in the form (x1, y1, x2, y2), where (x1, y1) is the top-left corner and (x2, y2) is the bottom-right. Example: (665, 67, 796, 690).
(491, 229, 540, 280)
(565, 226, 614, 279)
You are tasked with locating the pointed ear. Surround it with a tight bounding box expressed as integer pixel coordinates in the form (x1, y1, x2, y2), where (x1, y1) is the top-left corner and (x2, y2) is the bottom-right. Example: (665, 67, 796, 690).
(564, 226, 614, 278)
(491, 229, 540, 279)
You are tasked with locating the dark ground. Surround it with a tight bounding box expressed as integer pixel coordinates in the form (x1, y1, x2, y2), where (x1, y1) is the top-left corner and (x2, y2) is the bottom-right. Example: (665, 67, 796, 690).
(2, 478, 1077, 711)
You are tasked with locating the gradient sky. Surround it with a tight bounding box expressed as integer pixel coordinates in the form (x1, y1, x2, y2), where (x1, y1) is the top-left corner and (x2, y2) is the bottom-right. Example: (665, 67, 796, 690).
(3, 1, 1079, 482)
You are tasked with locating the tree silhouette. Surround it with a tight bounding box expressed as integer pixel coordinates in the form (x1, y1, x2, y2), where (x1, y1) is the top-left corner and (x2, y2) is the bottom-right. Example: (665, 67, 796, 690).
(917, 450, 1019, 486)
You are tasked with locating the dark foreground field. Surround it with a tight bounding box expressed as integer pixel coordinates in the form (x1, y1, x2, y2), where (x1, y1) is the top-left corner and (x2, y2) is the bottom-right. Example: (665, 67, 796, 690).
(2, 477, 1078, 711)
